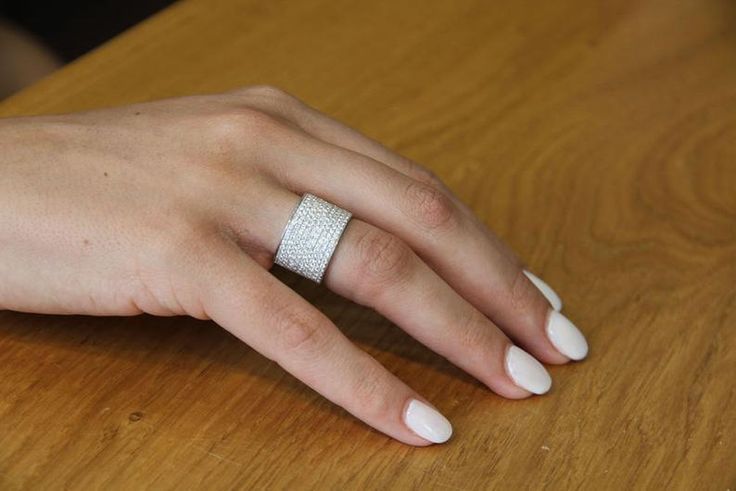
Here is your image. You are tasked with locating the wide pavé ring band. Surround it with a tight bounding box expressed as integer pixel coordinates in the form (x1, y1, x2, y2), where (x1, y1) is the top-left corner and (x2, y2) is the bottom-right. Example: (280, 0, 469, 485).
(274, 193, 353, 283)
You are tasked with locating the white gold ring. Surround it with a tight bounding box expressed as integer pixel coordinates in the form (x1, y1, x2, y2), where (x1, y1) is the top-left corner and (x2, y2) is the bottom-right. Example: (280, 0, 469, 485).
(274, 193, 352, 283)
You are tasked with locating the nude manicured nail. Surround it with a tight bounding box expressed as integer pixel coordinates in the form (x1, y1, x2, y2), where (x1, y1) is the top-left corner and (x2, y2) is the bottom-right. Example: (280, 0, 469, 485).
(404, 399, 453, 444)
(505, 345, 552, 395)
(546, 310, 588, 360)
(523, 270, 563, 311)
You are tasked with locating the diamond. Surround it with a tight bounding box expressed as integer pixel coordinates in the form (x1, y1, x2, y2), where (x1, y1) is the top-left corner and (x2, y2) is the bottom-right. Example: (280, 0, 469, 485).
(274, 194, 352, 283)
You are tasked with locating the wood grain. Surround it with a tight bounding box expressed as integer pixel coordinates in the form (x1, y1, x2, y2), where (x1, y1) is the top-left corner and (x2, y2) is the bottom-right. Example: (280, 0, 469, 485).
(1, 0, 735, 488)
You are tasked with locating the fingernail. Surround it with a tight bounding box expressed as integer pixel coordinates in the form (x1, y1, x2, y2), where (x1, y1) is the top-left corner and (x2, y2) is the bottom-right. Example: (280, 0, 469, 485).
(523, 270, 563, 311)
(404, 399, 453, 444)
(505, 345, 552, 395)
(546, 310, 588, 360)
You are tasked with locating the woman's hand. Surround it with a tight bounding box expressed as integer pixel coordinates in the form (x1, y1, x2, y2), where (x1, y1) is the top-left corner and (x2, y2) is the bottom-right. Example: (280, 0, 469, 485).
(0, 87, 587, 445)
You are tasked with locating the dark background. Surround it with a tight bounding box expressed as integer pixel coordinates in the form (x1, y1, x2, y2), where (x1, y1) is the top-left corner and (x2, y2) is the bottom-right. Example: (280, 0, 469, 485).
(1, 0, 175, 61)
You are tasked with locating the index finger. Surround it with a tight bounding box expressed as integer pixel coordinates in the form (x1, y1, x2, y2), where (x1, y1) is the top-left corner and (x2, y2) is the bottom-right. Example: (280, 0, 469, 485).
(195, 239, 453, 446)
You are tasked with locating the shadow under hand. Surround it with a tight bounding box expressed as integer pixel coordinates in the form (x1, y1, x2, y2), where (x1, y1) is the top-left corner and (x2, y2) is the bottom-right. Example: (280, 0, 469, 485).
(0, 268, 483, 411)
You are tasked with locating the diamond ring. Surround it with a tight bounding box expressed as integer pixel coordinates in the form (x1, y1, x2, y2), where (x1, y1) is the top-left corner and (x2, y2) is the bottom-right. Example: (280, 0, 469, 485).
(274, 193, 352, 283)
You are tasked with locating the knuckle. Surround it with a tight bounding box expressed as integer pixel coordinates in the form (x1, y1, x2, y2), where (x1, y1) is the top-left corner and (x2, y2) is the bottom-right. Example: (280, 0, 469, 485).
(404, 180, 457, 230)
(409, 163, 444, 188)
(274, 305, 328, 355)
(351, 363, 393, 419)
(455, 308, 491, 353)
(509, 269, 539, 312)
(244, 85, 300, 107)
(354, 227, 414, 287)
(209, 108, 286, 149)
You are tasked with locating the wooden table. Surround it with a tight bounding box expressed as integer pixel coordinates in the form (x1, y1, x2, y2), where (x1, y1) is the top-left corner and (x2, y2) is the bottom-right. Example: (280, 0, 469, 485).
(1, 0, 734, 488)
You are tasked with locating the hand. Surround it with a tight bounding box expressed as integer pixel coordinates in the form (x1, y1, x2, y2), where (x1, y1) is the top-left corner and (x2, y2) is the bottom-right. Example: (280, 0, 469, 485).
(0, 86, 588, 445)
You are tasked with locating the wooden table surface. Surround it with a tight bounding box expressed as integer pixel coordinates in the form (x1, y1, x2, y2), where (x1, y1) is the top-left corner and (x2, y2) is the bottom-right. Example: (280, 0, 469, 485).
(1, 0, 735, 489)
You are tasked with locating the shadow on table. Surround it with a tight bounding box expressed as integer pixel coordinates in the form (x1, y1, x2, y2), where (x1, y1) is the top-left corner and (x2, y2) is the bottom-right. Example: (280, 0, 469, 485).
(0, 267, 483, 399)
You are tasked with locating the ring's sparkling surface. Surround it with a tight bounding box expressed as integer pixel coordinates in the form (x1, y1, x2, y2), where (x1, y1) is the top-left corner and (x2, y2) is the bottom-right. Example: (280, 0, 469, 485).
(274, 193, 352, 283)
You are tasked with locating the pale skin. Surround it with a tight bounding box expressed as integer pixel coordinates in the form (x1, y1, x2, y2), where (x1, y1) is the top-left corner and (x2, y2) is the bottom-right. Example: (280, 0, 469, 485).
(0, 86, 587, 446)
